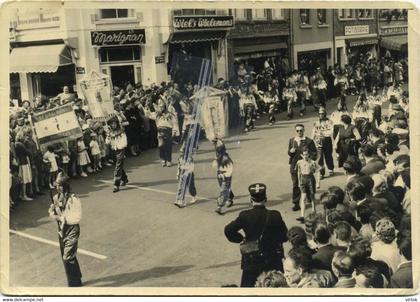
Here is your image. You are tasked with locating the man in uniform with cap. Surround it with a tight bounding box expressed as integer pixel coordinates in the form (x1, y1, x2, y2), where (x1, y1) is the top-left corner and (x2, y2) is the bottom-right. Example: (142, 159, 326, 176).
(224, 183, 288, 287)
(48, 171, 83, 287)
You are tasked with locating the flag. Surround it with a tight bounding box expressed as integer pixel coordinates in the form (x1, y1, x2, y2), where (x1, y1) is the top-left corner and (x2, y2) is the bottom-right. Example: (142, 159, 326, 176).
(31, 104, 82, 146)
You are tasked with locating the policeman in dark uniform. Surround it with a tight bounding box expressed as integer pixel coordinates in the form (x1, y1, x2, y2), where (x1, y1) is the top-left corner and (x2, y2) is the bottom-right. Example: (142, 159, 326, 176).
(224, 183, 289, 287)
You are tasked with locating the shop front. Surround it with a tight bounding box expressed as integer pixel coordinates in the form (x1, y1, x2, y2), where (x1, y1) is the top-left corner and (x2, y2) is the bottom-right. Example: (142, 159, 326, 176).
(379, 25, 408, 60)
(343, 25, 378, 66)
(297, 48, 330, 74)
(168, 15, 233, 85)
(9, 43, 76, 101)
(228, 22, 290, 79)
(90, 29, 146, 89)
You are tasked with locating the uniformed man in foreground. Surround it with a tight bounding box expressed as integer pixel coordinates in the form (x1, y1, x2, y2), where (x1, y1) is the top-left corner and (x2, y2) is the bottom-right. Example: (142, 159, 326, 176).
(224, 183, 289, 287)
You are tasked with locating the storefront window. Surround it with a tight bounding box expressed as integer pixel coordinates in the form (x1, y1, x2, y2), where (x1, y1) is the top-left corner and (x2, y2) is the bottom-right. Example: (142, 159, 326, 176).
(252, 9, 267, 20)
(317, 9, 327, 24)
(99, 46, 141, 63)
(300, 9, 310, 25)
(100, 9, 129, 19)
(271, 9, 284, 20)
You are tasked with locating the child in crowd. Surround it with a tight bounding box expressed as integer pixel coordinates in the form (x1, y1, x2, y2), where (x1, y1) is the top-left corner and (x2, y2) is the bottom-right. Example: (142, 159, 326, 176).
(296, 147, 321, 223)
(43, 145, 59, 189)
(96, 126, 107, 169)
(76, 136, 90, 177)
(89, 132, 101, 172)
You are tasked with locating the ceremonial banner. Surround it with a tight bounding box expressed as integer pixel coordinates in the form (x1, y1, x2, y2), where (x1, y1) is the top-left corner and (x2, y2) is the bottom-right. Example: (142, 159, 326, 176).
(200, 95, 227, 142)
(80, 71, 114, 121)
(31, 104, 82, 146)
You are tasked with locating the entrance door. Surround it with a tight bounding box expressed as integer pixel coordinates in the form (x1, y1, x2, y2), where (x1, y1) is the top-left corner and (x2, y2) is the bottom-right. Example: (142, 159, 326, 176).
(110, 65, 135, 89)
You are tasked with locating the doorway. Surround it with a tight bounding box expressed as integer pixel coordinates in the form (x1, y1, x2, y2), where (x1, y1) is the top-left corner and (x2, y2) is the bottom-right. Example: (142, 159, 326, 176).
(110, 65, 135, 89)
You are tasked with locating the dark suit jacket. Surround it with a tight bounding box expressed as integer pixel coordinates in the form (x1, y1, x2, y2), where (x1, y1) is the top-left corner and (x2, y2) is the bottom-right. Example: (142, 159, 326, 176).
(360, 158, 386, 176)
(225, 205, 288, 270)
(347, 173, 374, 192)
(375, 191, 402, 213)
(312, 244, 347, 271)
(288, 137, 317, 168)
(390, 262, 413, 288)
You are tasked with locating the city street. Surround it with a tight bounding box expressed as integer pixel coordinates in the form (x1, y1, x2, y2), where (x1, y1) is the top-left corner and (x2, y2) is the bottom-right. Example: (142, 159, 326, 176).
(10, 96, 362, 287)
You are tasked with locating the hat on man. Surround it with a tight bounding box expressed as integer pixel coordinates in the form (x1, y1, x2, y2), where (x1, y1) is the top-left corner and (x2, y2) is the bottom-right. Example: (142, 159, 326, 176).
(248, 183, 267, 203)
(318, 107, 327, 114)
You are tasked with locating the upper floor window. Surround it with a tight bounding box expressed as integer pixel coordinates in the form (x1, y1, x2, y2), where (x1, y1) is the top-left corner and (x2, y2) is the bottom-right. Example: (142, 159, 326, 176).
(234, 9, 247, 20)
(100, 9, 129, 19)
(271, 9, 285, 20)
(338, 9, 355, 19)
(317, 9, 327, 24)
(379, 9, 407, 21)
(252, 9, 267, 20)
(173, 9, 220, 16)
(300, 9, 310, 25)
(358, 9, 373, 19)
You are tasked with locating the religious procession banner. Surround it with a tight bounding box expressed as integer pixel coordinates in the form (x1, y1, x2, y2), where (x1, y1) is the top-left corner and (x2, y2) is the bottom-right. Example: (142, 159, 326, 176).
(80, 70, 114, 121)
(31, 104, 82, 146)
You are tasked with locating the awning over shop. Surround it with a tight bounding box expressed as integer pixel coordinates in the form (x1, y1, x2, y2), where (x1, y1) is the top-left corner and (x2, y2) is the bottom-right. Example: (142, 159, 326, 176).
(234, 42, 287, 60)
(380, 35, 408, 52)
(10, 44, 73, 73)
(348, 38, 378, 47)
(169, 31, 226, 44)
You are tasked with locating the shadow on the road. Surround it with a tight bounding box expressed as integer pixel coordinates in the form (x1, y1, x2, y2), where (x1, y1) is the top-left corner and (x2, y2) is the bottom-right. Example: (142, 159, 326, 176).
(83, 265, 194, 287)
(201, 260, 241, 270)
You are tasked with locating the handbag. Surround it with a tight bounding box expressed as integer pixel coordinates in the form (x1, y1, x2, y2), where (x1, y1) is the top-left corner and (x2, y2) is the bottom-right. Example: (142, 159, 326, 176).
(239, 211, 270, 257)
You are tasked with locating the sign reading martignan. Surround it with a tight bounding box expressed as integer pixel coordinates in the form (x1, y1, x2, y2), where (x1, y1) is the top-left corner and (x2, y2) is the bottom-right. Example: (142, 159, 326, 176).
(91, 29, 146, 46)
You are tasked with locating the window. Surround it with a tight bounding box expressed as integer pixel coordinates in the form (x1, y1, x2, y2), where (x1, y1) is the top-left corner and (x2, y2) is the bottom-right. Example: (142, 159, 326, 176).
(346, 9, 354, 18)
(272, 9, 284, 20)
(357, 9, 373, 19)
(300, 9, 310, 25)
(100, 9, 129, 19)
(252, 9, 267, 20)
(205, 9, 216, 15)
(99, 46, 141, 63)
(317, 9, 327, 24)
(174, 9, 219, 16)
(234, 9, 247, 20)
(181, 9, 194, 15)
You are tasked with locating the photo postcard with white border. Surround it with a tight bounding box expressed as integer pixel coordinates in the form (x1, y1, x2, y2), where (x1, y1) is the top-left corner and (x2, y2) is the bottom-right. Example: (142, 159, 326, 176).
(0, 0, 419, 297)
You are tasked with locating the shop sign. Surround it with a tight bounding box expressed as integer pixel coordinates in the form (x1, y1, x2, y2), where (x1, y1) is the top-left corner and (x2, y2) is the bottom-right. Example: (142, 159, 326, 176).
(76, 67, 86, 74)
(155, 55, 165, 64)
(380, 26, 408, 35)
(173, 16, 234, 30)
(348, 39, 378, 47)
(345, 25, 369, 36)
(91, 29, 146, 46)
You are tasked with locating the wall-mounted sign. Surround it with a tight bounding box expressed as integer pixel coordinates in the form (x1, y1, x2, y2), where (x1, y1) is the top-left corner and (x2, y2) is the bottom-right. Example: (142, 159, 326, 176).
(155, 55, 165, 64)
(91, 29, 146, 46)
(76, 66, 86, 74)
(173, 16, 234, 30)
(345, 25, 369, 36)
(380, 26, 408, 35)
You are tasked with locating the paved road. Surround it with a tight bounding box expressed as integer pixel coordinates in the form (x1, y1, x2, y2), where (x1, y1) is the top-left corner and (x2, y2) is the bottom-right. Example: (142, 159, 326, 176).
(10, 96, 359, 287)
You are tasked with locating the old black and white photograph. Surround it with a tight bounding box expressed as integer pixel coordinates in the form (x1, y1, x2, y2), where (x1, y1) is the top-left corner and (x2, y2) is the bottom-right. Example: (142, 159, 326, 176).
(1, 2, 419, 296)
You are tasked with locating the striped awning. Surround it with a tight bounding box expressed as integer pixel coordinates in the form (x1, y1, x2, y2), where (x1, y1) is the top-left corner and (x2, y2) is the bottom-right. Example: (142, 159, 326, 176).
(169, 31, 226, 44)
(10, 44, 73, 73)
(380, 35, 408, 52)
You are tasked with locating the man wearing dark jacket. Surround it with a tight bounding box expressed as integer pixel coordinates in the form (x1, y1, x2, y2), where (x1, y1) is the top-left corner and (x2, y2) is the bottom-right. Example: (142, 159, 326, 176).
(288, 124, 317, 211)
(224, 183, 288, 287)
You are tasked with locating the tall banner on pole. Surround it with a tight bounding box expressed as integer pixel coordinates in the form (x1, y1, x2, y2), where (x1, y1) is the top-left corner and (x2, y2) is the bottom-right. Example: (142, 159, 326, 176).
(80, 70, 114, 121)
(31, 104, 82, 147)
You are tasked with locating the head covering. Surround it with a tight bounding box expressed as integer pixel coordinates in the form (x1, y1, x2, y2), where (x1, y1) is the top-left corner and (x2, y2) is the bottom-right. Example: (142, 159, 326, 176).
(319, 107, 327, 114)
(81, 124, 90, 131)
(375, 218, 396, 244)
(248, 183, 267, 203)
(55, 171, 70, 186)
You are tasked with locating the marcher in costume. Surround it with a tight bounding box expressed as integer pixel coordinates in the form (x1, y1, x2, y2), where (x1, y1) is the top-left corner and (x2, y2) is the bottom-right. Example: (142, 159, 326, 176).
(215, 140, 234, 215)
(239, 87, 257, 132)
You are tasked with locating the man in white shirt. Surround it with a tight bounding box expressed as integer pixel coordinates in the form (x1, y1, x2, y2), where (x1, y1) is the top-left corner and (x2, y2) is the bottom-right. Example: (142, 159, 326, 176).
(48, 172, 82, 287)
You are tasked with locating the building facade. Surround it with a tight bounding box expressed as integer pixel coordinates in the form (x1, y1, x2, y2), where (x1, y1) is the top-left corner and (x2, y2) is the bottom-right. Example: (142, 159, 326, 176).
(377, 9, 408, 59)
(226, 9, 290, 79)
(290, 9, 334, 73)
(334, 9, 379, 67)
(9, 5, 173, 101)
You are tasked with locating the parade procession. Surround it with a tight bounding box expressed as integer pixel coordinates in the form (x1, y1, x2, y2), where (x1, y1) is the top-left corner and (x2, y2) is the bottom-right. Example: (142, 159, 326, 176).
(4, 4, 416, 293)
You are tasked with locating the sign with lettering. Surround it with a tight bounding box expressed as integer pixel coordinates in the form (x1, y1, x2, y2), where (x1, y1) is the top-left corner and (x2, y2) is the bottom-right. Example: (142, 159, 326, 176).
(380, 26, 408, 35)
(173, 16, 234, 30)
(345, 25, 369, 36)
(155, 55, 165, 64)
(76, 66, 85, 74)
(91, 29, 146, 46)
